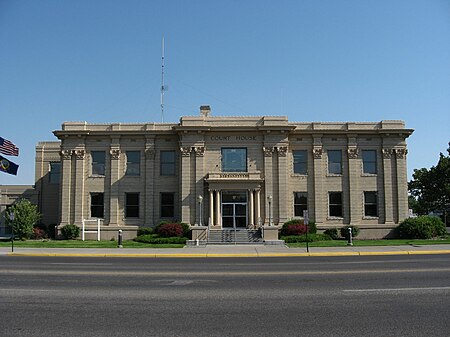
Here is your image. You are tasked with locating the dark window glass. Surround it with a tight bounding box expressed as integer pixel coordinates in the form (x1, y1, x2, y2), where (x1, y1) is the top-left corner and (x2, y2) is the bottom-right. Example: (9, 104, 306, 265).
(91, 151, 106, 176)
(161, 151, 175, 176)
(222, 148, 247, 172)
(126, 151, 140, 176)
(362, 150, 377, 174)
(293, 150, 307, 174)
(161, 193, 174, 218)
(328, 150, 342, 174)
(91, 193, 104, 218)
(294, 192, 308, 217)
(125, 193, 139, 218)
(49, 162, 61, 184)
(364, 191, 378, 217)
(329, 192, 343, 217)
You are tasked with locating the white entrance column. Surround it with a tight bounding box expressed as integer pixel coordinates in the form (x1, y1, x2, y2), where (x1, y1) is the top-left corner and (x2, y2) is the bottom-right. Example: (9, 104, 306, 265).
(249, 189, 254, 228)
(255, 188, 261, 227)
(209, 189, 214, 226)
(215, 190, 221, 227)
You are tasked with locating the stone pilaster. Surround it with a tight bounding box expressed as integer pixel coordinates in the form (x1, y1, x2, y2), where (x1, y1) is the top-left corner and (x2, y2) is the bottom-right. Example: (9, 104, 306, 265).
(395, 148, 408, 222)
(59, 149, 72, 225)
(382, 148, 394, 224)
(277, 146, 288, 224)
(347, 140, 360, 225)
(194, 146, 205, 225)
(109, 144, 120, 225)
(180, 146, 192, 224)
(73, 148, 85, 225)
(144, 137, 155, 226)
(312, 136, 324, 224)
(263, 146, 274, 224)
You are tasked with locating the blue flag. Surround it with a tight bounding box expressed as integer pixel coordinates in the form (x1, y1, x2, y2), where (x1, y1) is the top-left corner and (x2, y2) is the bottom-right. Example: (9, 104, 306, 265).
(0, 155, 19, 175)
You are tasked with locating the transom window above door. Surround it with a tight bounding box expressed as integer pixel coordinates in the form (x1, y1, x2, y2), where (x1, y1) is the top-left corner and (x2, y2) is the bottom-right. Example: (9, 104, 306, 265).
(221, 148, 247, 172)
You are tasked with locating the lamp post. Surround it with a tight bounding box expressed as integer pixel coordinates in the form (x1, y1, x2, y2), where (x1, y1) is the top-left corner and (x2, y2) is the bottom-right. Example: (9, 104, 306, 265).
(197, 195, 203, 226)
(9, 212, 14, 253)
(267, 195, 273, 226)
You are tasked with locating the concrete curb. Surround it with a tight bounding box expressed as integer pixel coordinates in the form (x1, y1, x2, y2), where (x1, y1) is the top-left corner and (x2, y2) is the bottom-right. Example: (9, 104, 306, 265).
(7, 250, 450, 258)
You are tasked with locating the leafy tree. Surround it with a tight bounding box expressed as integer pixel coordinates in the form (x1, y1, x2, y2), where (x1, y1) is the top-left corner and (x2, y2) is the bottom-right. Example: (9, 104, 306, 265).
(5, 199, 41, 240)
(409, 143, 450, 225)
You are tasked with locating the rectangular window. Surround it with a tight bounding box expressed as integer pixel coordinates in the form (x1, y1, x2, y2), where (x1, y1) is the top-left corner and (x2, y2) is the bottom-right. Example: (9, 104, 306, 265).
(364, 191, 378, 217)
(329, 192, 343, 217)
(91, 151, 106, 176)
(293, 150, 307, 174)
(222, 148, 247, 172)
(125, 193, 139, 218)
(161, 193, 175, 218)
(362, 150, 377, 174)
(126, 151, 140, 176)
(161, 151, 175, 176)
(328, 150, 342, 174)
(90, 193, 104, 218)
(294, 192, 308, 217)
(49, 162, 61, 184)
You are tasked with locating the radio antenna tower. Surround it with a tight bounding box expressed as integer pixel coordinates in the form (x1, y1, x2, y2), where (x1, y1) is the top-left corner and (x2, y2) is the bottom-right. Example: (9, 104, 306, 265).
(160, 36, 167, 123)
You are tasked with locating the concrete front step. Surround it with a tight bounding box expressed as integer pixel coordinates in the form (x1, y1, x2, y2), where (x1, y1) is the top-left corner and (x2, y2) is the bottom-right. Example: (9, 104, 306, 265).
(208, 229, 263, 244)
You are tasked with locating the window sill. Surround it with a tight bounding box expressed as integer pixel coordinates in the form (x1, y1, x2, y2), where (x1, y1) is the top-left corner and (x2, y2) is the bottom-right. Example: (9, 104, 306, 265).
(326, 174, 342, 177)
(363, 216, 379, 220)
(327, 216, 344, 220)
(89, 175, 105, 178)
(361, 173, 377, 177)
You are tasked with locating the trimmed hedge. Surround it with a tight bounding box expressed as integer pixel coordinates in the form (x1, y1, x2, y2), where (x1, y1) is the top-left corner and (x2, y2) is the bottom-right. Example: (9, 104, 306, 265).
(281, 233, 332, 243)
(134, 234, 187, 244)
(61, 224, 80, 240)
(280, 219, 317, 236)
(323, 228, 339, 240)
(340, 226, 360, 239)
(157, 223, 184, 237)
(137, 226, 154, 236)
(396, 216, 446, 239)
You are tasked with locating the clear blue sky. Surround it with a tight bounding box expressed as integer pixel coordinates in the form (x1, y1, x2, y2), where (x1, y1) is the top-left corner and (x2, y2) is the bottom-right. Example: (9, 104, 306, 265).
(1, 0, 449, 185)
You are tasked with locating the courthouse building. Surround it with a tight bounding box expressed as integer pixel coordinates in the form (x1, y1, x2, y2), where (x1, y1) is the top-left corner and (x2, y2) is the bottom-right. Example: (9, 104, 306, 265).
(33, 106, 413, 240)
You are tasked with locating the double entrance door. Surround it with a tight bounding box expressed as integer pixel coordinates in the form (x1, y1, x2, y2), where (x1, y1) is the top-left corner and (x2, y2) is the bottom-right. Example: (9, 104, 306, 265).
(221, 191, 247, 228)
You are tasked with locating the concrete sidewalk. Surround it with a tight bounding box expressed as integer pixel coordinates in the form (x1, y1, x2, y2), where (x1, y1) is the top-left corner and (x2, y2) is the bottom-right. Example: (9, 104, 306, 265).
(2, 244, 450, 258)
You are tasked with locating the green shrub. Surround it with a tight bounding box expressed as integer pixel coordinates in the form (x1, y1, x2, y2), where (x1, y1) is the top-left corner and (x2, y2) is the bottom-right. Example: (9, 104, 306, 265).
(280, 219, 316, 236)
(5, 199, 41, 240)
(180, 223, 190, 238)
(396, 216, 446, 239)
(281, 233, 332, 243)
(340, 226, 360, 239)
(137, 226, 154, 236)
(61, 224, 80, 240)
(133, 235, 187, 244)
(323, 228, 339, 240)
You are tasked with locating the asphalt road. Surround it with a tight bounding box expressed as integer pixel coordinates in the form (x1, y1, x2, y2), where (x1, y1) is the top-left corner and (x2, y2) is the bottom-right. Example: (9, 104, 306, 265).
(0, 255, 449, 337)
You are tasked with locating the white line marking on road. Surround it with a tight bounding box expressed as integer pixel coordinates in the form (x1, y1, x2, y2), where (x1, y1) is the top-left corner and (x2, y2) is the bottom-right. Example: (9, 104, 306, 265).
(46, 263, 113, 266)
(0, 289, 54, 292)
(343, 286, 450, 292)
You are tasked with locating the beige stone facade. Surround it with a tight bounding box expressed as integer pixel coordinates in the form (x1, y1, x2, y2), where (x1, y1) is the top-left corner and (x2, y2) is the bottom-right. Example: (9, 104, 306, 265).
(32, 112, 413, 239)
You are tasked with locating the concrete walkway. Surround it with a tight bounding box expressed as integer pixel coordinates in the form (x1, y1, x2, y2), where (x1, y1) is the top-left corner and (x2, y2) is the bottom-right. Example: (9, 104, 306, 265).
(2, 244, 450, 258)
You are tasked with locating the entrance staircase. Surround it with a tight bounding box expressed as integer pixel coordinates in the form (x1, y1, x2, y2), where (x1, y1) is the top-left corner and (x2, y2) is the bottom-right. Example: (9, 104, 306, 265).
(208, 229, 263, 244)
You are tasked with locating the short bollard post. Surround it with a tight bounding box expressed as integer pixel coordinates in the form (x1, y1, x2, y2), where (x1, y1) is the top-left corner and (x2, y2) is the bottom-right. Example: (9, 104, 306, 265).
(118, 229, 123, 248)
(347, 227, 353, 246)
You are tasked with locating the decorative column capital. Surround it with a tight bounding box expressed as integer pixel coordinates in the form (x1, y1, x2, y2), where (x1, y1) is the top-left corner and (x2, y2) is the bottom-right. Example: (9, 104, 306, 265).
(394, 148, 408, 159)
(347, 147, 359, 159)
(194, 146, 205, 157)
(180, 147, 191, 157)
(145, 148, 155, 159)
(382, 148, 393, 159)
(73, 149, 85, 160)
(263, 146, 274, 157)
(277, 146, 288, 157)
(59, 149, 72, 160)
(109, 149, 121, 160)
(313, 147, 323, 159)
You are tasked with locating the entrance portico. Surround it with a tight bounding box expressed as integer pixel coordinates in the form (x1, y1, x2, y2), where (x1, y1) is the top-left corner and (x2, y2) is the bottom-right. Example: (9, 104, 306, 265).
(206, 172, 263, 229)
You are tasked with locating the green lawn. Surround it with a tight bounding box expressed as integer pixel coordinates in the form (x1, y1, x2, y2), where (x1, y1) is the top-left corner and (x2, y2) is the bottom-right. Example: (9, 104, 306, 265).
(0, 239, 185, 248)
(287, 238, 450, 248)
